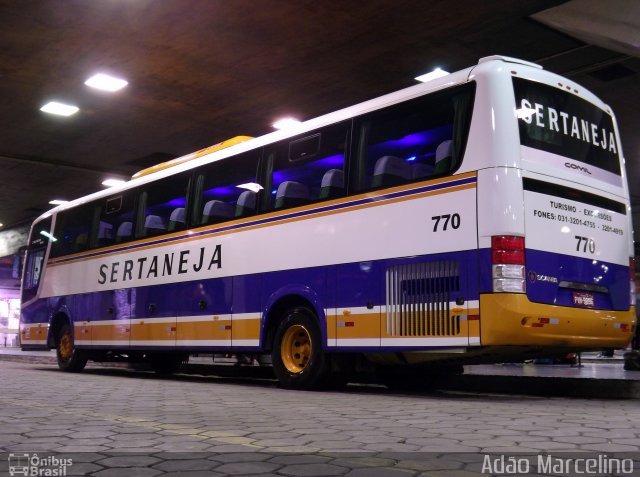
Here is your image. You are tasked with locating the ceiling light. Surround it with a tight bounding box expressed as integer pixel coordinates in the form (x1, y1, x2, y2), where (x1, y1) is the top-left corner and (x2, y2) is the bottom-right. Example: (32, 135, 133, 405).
(85, 73, 128, 92)
(0, 223, 3, 228)
(40, 102, 79, 116)
(102, 178, 126, 187)
(415, 67, 450, 83)
(237, 182, 264, 193)
(40, 231, 57, 242)
(49, 199, 69, 205)
(272, 117, 301, 130)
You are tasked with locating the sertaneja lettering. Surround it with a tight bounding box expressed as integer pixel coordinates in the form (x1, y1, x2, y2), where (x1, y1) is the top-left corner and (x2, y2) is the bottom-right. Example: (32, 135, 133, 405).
(97, 244, 222, 285)
(520, 99, 618, 154)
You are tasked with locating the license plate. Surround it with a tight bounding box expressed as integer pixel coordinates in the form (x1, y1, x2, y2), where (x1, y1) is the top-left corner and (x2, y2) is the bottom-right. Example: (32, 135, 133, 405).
(573, 292, 594, 307)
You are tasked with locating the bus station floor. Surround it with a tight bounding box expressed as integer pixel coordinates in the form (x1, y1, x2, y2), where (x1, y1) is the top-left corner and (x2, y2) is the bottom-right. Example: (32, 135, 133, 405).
(1, 354, 640, 477)
(1, 346, 639, 399)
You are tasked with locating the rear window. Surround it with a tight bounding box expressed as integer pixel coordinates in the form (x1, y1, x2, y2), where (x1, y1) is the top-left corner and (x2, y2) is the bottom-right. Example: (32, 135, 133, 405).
(513, 77, 620, 176)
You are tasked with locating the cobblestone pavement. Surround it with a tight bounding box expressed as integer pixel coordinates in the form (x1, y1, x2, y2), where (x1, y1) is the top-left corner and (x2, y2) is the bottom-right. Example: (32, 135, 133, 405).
(1, 361, 639, 476)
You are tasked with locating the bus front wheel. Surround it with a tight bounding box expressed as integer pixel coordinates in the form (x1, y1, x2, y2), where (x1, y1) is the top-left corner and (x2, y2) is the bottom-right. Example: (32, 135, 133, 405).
(271, 307, 331, 390)
(56, 322, 88, 372)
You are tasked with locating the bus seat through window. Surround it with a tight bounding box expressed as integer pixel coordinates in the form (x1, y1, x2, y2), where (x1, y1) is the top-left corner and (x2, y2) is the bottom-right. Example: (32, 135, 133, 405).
(168, 207, 186, 231)
(202, 200, 234, 224)
(275, 181, 310, 209)
(411, 162, 435, 180)
(372, 156, 410, 188)
(434, 140, 453, 175)
(74, 234, 88, 252)
(235, 191, 256, 218)
(116, 222, 132, 243)
(97, 221, 114, 246)
(144, 215, 166, 236)
(319, 169, 344, 199)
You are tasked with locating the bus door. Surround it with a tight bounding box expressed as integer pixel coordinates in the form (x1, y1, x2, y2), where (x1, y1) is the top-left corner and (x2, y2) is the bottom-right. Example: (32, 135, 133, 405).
(20, 217, 53, 348)
(176, 278, 233, 349)
(89, 289, 131, 348)
(131, 284, 176, 348)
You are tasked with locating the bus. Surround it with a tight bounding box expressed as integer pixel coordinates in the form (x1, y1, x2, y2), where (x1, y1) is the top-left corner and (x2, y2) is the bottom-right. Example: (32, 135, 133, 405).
(20, 55, 636, 389)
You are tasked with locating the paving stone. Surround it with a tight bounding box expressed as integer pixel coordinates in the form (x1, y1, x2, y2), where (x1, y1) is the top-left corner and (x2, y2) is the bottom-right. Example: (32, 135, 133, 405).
(152, 458, 219, 472)
(25, 429, 71, 438)
(395, 457, 462, 472)
(345, 468, 410, 477)
(279, 463, 348, 476)
(93, 467, 163, 477)
(155, 441, 215, 452)
(215, 462, 281, 475)
(69, 430, 115, 439)
(580, 443, 640, 452)
(418, 470, 482, 477)
(65, 462, 104, 475)
(268, 455, 332, 465)
(2, 359, 640, 477)
(161, 472, 224, 477)
(212, 452, 272, 463)
(94, 455, 160, 467)
(54, 445, 114, 453)
(105, 439, 161, 449)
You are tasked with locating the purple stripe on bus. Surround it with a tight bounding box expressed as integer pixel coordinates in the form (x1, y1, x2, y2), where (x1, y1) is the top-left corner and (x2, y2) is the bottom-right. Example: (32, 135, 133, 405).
(49, 175, 477, 265)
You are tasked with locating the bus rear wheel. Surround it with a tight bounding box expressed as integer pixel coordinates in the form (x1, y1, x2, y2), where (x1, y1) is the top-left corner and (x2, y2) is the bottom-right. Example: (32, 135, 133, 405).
(56, 322, 87, 372)
(271, 307, 331, 390)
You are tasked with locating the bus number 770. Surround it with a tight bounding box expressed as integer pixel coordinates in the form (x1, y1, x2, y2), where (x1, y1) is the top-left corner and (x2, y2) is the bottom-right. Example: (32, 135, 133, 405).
(575, 235, 596, 254)
(432, 213, 461, 232)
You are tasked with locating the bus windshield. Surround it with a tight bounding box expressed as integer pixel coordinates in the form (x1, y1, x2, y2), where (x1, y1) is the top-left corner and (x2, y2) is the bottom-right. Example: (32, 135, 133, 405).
(513, 77, 621, 178)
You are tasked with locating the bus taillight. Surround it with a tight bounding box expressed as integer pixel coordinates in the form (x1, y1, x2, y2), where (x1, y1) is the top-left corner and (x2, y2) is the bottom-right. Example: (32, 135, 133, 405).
(492, 235, 525, 293)
(630, 257, 636, 306)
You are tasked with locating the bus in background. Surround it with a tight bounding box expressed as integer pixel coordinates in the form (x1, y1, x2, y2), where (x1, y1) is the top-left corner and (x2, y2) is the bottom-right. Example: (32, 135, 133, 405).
(20, 56, 636, 389)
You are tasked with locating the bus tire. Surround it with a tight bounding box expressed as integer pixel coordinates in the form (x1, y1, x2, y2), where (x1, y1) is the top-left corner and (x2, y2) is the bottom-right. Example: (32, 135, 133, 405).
(56, 322, 88, 372)
(271, 307, 331, 390)
(148, 352, 187, 375)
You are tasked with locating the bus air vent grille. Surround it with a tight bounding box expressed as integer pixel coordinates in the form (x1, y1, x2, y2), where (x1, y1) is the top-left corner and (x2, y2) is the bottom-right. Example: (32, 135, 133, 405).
(385, 260, 461, 337)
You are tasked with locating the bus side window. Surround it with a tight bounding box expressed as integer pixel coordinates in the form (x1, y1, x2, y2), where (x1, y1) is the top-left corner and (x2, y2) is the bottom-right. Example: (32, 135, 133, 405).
(196, 150, 261, 226)
(50, 203, 99, 257)
(265, 122, 349, 211)
(94, 194, 136, 248)
(137, 173, 191, 238)
(354, 85, 474, 192)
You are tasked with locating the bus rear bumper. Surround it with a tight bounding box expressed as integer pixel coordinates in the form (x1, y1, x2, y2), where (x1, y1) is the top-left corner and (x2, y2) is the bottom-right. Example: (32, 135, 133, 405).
(480, 293, 636, 349)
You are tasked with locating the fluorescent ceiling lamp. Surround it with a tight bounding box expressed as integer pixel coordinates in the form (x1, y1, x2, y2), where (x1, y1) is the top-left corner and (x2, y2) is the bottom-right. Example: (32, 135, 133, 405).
(516, 107, 536, 120)
(272, 117, 301, 130)
(85, 73, 128, 92)
(40, 101, 79, 116)
(414, 67, 450, 83)
(49, 199, 69, 205)
(236, 182, 264, 193)
(40, 231, 58, 242)
(102, 178, 127, 187)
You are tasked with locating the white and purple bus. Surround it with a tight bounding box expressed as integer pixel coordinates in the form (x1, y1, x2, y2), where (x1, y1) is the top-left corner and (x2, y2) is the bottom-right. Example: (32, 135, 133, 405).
(21, 56, 636, 389)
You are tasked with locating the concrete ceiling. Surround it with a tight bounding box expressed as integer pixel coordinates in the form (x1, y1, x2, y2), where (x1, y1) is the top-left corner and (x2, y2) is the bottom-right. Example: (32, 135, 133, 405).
(0, 0, 639, 234)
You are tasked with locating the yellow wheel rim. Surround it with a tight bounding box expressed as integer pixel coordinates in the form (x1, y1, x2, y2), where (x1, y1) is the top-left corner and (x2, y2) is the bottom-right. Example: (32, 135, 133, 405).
(59, 331, 73, 361)
(280, 324, 312, 374)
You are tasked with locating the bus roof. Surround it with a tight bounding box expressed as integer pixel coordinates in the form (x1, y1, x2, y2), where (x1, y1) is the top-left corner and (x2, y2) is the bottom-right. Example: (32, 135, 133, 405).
(33, 56, 596, 226)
